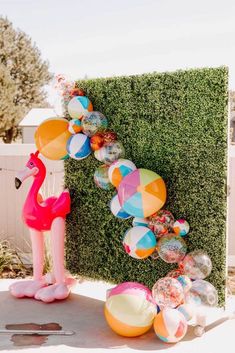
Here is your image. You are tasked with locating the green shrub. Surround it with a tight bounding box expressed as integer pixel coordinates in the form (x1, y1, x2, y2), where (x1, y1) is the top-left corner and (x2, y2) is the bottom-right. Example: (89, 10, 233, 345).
(64, 67, 228, 304)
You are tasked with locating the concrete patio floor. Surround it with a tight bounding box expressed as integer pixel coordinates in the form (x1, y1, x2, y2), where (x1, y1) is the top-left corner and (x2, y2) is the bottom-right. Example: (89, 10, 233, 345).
(0, 279, 234, 353)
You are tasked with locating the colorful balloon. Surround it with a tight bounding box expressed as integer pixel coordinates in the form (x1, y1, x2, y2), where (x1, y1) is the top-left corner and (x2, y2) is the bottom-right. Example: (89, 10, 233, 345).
(105, 282, 157, 337)
(152, 277, 184, 309)
(94, 165, 113, 190)
(180, 250, 212, 280)
(108, 159, 136, 188)
(123, 226, 157, 259)
(148, 210, 174, 238)
(110, 194, 131, 219)
(67, 96, 93, 119)
(173, 219, 190, 237)
(81, 112, 108, 137)
(177, 275, 192, 293)
(186, 280, 218, 307)
(102, 130, 117, 144)
(90, 133, 104, 151)
(167, 268, 184, 278)
(66, 133, 91, 160)
(68, 118, 82, 134)
(177, 304, 194, 321)
(118, 169, 167, 218)
(94, 141, 125, 165)
(132, 217, 149, 227)
(153, 308, 188, 343)
(34, 118, 71, 160)
(157, 234, 187, 263)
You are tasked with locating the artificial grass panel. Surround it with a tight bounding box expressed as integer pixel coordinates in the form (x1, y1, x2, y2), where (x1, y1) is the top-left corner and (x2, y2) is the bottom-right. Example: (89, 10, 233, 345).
(64, 67, 228, 304)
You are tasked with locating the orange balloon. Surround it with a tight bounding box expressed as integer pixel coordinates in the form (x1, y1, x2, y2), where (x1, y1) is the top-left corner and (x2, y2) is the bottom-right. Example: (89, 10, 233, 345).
(34, 118, 71, 160)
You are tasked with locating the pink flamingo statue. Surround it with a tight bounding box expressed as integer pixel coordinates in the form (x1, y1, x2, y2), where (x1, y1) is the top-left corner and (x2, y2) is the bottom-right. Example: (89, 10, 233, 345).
(10, 151, 76, 303)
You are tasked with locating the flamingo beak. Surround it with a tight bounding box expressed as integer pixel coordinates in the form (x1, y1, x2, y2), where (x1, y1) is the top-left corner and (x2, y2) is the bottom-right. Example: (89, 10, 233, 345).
(15, 167, 39, 189)
(15, 177, 22, 189)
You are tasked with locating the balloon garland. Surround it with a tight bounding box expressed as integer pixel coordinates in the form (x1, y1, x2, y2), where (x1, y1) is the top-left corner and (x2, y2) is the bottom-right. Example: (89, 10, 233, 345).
(34, 75, 219, 342)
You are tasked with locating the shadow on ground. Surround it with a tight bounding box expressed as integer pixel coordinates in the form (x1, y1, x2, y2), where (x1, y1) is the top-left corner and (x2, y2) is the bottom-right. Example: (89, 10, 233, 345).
(0, 290, 175, 351)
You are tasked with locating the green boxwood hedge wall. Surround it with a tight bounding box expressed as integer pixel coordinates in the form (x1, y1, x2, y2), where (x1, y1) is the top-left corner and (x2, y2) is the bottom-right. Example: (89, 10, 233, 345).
(64, 67, 228, 304)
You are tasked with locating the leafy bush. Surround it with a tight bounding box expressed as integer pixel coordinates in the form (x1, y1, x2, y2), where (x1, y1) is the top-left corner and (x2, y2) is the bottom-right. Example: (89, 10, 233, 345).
(64, 67, 228, 304)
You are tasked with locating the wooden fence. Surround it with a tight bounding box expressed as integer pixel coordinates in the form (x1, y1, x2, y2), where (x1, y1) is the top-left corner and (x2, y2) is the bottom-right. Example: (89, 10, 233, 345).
(0, 143, 234, 266)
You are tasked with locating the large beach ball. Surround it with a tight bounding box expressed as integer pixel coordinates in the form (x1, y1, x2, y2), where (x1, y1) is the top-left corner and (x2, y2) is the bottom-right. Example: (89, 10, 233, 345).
(180, 250, 212, 280)
(67, 96, 93, 119)
(94, 141, 125, 165)
(153, 308, 188, 343)
(66, 133, 91, 160)
(123, 226, 157, 259)
(157, 234, 187, 263)
(34, 118, 71, 160)
(104, 282, 157, 337)
(118, 169, 167, 218)
(110, 194, 131, 219)
(152, 277, 184, 309)
(81, 112, 108, 137)
(94, 165, 112, 190)
(108, 159, 137, 188)
(173, 219, 190, 237)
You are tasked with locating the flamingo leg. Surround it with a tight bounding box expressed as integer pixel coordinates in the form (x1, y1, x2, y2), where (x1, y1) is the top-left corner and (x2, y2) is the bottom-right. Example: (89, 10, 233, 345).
(30, 228, 44, 280)
(50, 217, 65, 283)
(34, 217, 76, 302)
(9, 228, 47, 298)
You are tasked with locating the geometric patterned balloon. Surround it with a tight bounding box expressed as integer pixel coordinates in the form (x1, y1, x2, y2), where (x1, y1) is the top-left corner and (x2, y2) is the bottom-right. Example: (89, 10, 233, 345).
(153, 308, 188, 343)
(118, 169, 167, 218)
(123, 226, 157, 259)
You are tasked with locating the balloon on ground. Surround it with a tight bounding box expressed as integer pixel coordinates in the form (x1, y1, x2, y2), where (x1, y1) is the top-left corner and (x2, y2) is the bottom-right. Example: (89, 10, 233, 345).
(105, 282, 157, 337)
(153, 308, 188, 343)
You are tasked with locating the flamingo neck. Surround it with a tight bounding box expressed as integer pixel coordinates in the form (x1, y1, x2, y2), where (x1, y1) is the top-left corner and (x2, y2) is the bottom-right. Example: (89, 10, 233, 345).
(27, 175, 45, 204)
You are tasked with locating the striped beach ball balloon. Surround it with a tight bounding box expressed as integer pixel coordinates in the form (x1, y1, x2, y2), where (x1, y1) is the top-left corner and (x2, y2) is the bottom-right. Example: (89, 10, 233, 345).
(132, 217, 149, 227)
(153, 308, 188, 343)
(66, 133, 91, 160)
(123, 226, 157, 259)
(67, 96, 93, 119)
(118, 168, 167, 218)
(68, 118, 82, 134)
(173, 219, 190, 237)
(108, 159, 137, 188)
(34, 118, 71, 160)
(110, 194, 131, 219)
(104, 282, 157, 337)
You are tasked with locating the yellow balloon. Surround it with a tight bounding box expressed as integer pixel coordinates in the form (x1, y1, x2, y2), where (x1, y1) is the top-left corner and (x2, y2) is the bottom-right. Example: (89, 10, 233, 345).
(34, 118, 72, 160)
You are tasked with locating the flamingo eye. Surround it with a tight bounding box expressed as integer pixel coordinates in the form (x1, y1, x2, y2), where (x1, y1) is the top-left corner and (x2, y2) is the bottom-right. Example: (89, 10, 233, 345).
(29, 162, 34, 167)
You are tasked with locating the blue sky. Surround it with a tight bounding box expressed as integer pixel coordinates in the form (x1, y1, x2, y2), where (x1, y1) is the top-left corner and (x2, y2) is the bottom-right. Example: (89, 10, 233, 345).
(1, 0, 235, 102)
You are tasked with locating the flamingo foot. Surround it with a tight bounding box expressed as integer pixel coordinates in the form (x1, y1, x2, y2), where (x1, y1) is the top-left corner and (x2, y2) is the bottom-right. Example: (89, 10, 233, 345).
(9, 279, 47, 298)
(34, 279, 75, 303)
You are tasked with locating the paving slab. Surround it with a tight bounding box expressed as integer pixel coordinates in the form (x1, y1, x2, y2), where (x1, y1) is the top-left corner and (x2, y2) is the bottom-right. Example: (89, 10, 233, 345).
(0, 279, 234, 353)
